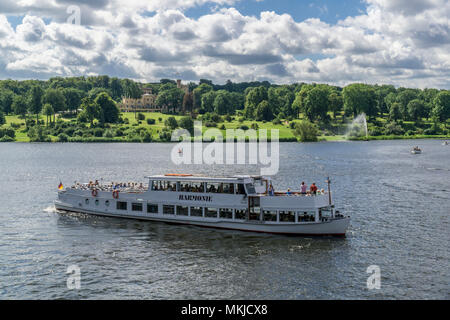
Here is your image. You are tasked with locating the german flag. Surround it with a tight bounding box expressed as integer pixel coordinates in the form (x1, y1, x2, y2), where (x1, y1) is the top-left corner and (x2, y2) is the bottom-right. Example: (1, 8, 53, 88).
(58, 182, 64, 190)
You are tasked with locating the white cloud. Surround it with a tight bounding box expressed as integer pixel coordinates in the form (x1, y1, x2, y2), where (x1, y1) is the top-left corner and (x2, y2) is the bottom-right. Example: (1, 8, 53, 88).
(0, 0, 449, 88)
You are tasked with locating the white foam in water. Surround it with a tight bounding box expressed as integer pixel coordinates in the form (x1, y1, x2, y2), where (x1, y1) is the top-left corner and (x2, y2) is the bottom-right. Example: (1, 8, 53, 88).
(43, 205, 57, 213)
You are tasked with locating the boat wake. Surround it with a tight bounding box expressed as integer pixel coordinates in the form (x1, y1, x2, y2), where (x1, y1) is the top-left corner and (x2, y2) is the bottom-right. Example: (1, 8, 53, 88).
(43, 205, 57, 213)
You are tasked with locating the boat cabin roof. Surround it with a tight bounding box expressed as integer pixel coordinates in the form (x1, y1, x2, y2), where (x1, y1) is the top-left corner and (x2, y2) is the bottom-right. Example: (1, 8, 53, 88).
(145, 174, 258, 184)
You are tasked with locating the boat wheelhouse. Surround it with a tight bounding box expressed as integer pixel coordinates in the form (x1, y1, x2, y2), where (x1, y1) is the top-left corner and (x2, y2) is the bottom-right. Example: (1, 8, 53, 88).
(54, 174, 350, 236)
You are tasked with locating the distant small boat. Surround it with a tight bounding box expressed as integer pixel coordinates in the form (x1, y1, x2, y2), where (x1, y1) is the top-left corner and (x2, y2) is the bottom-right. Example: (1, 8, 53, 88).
(411, 146, 422, 154)
(443, 141, 449, 146)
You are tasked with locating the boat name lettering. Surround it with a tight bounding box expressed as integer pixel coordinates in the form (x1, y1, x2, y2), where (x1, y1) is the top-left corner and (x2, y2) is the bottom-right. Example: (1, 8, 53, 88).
(178, 195, 212, 202)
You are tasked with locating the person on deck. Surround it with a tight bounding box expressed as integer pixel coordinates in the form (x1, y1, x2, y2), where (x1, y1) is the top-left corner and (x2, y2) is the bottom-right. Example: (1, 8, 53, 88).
(268, 184, 275, 196)
(300, 182, 307, 194)
(310, 183, 318, 195)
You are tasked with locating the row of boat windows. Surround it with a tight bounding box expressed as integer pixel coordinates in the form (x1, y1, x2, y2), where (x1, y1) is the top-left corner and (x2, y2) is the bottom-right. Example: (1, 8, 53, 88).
(83, 198, 318, 221)
(150, 181, 250, 194)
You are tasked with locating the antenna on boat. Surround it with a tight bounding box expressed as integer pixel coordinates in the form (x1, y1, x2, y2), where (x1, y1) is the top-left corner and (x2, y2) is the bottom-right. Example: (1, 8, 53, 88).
(326, 177, 331, 205)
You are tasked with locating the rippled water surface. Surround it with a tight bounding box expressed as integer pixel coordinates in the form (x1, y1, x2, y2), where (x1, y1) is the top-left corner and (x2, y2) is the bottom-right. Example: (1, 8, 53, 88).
(0, 140, 449, 299)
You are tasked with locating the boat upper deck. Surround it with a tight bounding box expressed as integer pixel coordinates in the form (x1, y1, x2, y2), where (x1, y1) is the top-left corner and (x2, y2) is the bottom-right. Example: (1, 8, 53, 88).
(145, 174, 254, 184)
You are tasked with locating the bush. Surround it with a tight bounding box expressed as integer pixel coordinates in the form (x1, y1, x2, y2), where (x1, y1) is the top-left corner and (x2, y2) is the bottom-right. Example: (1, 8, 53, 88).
(57, 133, 69, 142)
(141, 131, 152, 142)
(369, 127, 384, 136)
(64, 127, 75, 136)
(0, 127, 16, 139)
(10, 122, 20, 129)
(240, 125, 249, 130)
(210, 113, 222, 123)
(272, 118, 281, 125)
(164, 116, 178, 129)
(93, 128, 104, 137)
(146, 118, 156, 125)
(0, 111, 5, 126)
(224, 115, 232, 122)
(0, 135, 14, 142)
(123, 118, 130, 124)
(26, 119, 36, 127)
(115, 128, 124, 137)
(238, 117, 245, 123)
(103, 129, 115, 138)
(137, 113, 145, 121)
(219, 124, 226, 130)
(205, 121, 217, 127)
(424, 128, 438, 135)
(27, 126, 51, 142)
(293, 120, 319, 142)
(384, 122, 405, 135)
(251, 123, 259, 130)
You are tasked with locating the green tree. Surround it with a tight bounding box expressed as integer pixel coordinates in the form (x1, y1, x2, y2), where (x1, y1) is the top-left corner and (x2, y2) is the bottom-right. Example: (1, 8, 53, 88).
(42, 88, 66, 123)
(268, 86, 295, 117)
(407, 99, 426, 123)
(301, 86, 330, 121)
(164, 116, 178, 130)
(244, 86, 268, 119)
(432, 91, 450, 122)
(178, 116, 194, 134)
(0, 90, 14, 114)
(328, 91, 343, 119)
(28, 85, 44, 123)
(109, 77, 123, 100)
(293, 120, 319, 142)
(375, 85, 396, 114)
(389, 102, 402, 121)
(42, 103, 54, 126)
(255, 100, 274, 121)
(80, 97, 100, 126)
(63, 88, 84, 114)
(156, 88, 185, 114)
(384, 92, 397, 114)
(12, 95, 28, 119)
(0, 110, 5, 126)
(343, 83, 377, 118)
(213, 90, 232, 115)
(94, 92, 120, 124)
(200, 91, 217, 113)
(192, 83, 213, 110)
(396, 88, 419, 120)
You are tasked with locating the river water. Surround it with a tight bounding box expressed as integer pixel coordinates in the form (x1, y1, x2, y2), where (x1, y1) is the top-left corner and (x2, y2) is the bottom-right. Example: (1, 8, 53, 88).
(0, 140, 449, 299)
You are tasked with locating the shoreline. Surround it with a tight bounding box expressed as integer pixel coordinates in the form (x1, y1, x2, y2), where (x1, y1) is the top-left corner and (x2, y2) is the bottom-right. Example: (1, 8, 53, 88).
(1, 135, 449, 143)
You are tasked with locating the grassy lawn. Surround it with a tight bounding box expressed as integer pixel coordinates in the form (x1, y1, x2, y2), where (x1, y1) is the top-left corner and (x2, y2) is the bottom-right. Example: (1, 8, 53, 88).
(2, 112, 448, 143)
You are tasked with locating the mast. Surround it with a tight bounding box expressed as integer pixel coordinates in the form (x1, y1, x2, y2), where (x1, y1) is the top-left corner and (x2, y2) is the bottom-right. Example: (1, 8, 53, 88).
(326, 177, 331, 205)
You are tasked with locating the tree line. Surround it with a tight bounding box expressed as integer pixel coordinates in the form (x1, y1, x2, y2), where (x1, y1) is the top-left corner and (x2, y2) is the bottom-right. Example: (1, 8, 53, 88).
(1, 76, 449, 135)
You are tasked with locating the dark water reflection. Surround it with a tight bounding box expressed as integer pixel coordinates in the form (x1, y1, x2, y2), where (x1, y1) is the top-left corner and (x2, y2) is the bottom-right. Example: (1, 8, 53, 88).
(0, 140, 449, 299)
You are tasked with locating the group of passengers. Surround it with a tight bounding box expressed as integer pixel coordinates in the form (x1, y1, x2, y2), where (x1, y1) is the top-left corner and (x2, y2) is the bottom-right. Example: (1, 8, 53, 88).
(71, 180, 146, 192)
(153, 182, 235, 194)
(267, 181, 324, 196)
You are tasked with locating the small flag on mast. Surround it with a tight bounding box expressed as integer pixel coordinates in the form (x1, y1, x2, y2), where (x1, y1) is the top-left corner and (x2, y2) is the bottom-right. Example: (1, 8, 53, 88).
(58, 182, 64, 190)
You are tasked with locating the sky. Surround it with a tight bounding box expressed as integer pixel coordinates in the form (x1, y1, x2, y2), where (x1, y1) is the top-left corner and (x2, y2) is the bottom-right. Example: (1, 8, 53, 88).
(0, 0, 449, 88)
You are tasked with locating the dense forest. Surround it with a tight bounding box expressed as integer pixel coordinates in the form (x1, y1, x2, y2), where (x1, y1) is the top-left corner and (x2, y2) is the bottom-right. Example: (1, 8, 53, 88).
(0, 75, 449, 142)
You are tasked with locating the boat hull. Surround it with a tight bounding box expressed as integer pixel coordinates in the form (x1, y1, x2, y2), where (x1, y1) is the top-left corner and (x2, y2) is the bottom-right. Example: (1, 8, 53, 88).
(54, 200, 350, 237)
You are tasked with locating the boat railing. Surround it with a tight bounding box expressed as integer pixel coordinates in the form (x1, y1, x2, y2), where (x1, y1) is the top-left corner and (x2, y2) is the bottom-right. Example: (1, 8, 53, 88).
(270, 191, 329, 197)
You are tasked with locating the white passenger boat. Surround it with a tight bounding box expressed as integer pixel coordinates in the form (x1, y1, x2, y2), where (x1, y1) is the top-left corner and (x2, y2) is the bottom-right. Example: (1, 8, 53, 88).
(54, 174, 350, 236)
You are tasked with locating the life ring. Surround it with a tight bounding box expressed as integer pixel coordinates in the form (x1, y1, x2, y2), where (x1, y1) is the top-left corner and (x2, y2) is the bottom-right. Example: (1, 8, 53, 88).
(112, 190, 119, 199)
(92, 189, 98, 197)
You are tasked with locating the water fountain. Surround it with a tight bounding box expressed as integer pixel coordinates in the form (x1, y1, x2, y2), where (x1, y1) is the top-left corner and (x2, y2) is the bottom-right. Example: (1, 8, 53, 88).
(346, 113, 368, 140)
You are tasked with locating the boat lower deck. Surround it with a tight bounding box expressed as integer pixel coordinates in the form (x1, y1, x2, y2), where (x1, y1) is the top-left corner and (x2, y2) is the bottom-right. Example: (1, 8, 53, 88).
(54, 201, 350, 236)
